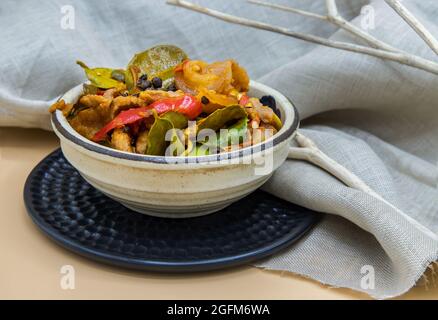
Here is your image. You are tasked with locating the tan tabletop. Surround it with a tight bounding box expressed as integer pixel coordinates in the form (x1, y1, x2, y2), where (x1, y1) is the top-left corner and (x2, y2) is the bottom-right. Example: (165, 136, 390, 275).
(1, 127, 436, 300)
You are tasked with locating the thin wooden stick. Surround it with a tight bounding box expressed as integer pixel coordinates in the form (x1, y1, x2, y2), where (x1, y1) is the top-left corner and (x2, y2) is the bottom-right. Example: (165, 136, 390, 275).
(248, 0, 400, 52)
(385, 0, 438, 55)
(247, 0, 327, 21)
(167, 0, 438, 75)
(289, 132, 438, 240)
(290, 133, 377, 195)
(325, 0, 338, 17)
(325, 0, 399, 52)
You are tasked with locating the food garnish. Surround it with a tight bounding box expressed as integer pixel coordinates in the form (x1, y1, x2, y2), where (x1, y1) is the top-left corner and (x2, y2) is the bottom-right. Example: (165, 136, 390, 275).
(50, 45, 282, 156)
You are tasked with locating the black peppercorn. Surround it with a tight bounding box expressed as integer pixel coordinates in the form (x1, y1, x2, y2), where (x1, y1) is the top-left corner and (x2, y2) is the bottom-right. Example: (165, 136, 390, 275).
(201, 96, 210, 104)
(137, 79, 152, 90)
(151, 77, 162, 89)
(260, 95, 280, 117)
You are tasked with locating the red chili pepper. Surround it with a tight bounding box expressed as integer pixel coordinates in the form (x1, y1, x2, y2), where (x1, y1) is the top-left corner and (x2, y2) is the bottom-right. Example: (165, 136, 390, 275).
(92, 107, 153, 142)
(239, 94, 250, 106)
(92, 94, 201, 142)
(148, 94, 201, 120)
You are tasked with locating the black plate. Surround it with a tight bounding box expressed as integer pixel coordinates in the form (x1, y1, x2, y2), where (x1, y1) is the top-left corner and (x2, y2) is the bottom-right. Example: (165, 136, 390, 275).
(24, 149, 319, 272)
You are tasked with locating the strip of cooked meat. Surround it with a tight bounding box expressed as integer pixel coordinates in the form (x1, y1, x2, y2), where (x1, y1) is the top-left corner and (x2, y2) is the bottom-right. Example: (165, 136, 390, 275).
(48, 99, 74, 117)
(111, 128, 133, 152)
(135, 129, 149, 154)
(139, 89, 184, 104)
(69, 95, 112, 140)
(110, 96, 146, 118)
(103, 88, 118, 99)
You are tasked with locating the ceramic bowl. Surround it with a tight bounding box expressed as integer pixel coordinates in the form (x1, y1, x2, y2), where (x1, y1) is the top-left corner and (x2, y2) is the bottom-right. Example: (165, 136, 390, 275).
(51, 81, 299, 218)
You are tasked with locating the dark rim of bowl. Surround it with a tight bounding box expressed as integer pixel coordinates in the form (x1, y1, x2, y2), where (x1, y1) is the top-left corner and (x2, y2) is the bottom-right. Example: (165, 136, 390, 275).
(52, 104, 299, 164)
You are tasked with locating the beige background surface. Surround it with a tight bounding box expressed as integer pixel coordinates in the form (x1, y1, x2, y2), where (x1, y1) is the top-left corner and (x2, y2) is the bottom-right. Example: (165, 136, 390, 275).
(1, 127, 437, 300)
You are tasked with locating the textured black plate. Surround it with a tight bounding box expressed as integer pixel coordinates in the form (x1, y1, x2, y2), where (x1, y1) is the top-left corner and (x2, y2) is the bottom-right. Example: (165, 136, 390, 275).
(24, 149, 319, 272)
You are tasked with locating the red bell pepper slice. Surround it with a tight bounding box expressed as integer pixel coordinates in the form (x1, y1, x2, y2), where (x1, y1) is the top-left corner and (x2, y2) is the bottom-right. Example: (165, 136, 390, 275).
(148, 94, 201, 120)
(92, 107, 153, 142)
(92, 94, 201, 142)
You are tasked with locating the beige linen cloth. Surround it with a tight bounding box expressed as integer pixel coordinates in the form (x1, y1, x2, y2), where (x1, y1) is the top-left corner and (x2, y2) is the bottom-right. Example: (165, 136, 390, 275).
(1, 0, 437, 298)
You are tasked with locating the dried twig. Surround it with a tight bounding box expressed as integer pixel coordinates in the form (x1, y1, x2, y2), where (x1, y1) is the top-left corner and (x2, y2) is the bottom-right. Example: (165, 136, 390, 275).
(289, 132, 378, 196)
(289, 133, 438, 240)
(167, 0, 438, 75)
(247, 0, 327, 21)
(249, 0, 399, 52)
(385, 0, 438, 55)
(325, 0, 338, 17)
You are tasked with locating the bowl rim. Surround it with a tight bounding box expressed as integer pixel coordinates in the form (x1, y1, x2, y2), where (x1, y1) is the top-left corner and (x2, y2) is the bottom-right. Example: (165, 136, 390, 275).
(52, 80, 299, 164)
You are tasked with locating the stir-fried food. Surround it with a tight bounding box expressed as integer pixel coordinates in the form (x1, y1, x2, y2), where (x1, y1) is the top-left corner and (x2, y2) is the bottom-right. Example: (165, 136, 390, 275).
(50, 45, 282, 156)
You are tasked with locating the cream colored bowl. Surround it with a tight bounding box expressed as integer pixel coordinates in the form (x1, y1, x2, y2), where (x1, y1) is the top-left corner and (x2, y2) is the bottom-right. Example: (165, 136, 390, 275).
(51, 81, 299, 218)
